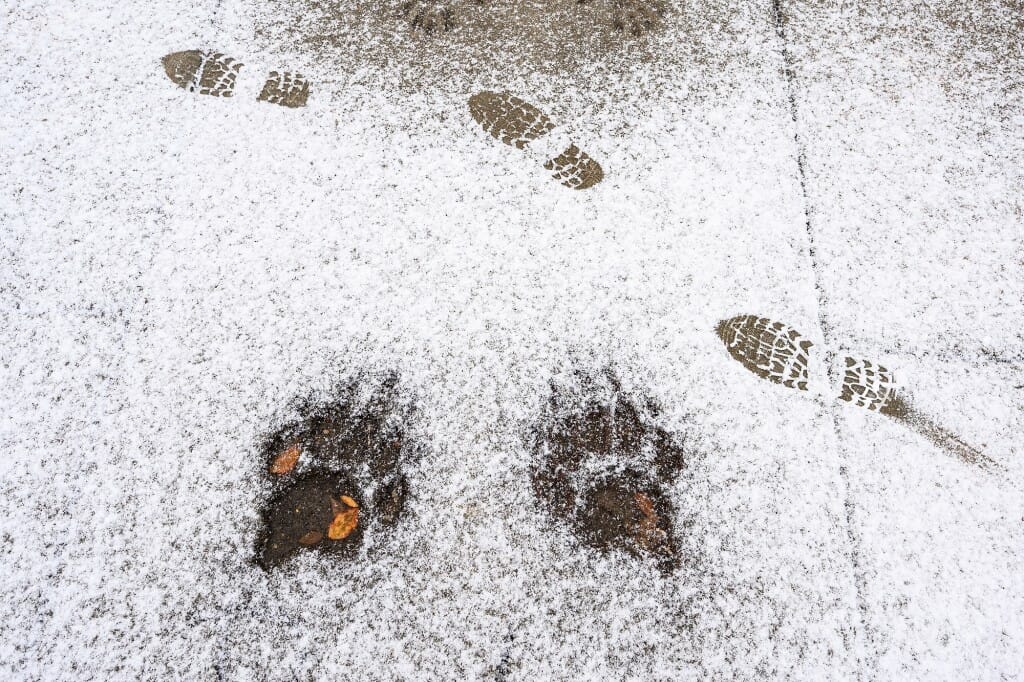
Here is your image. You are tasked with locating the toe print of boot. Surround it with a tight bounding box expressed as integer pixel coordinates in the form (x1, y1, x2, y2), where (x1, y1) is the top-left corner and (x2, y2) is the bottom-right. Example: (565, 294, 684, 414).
(163, 50, 242, 97)
(531, 373, 689, 573)
(468, 91, 604, 190)
(256, 379, 417, 570)
(716, 314, 995, 469)
(162, 50, 311, 108)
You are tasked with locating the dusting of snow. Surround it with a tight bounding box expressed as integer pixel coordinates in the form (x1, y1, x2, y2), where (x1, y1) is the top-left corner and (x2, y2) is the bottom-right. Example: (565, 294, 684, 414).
(1, 0, 1021, 679)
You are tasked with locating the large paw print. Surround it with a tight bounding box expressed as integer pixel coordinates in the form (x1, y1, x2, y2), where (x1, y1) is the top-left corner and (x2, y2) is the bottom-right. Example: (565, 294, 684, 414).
(531, 373, 689, 573)
(255, 379, 417, 570)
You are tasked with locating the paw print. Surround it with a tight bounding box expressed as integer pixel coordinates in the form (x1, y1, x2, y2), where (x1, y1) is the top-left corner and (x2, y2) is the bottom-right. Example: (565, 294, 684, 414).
(255, 379, 417, 570)
(612, 0, 666, 37)
(531, 373, 688, 573)
(400, 0, 487, 34)
(577, 0, 666, 38)
(401, 1, 456, 33)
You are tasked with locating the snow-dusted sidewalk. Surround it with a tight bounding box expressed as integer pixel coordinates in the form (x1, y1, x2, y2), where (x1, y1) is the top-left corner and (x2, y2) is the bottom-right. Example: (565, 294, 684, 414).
(1, 1, 1021, 679)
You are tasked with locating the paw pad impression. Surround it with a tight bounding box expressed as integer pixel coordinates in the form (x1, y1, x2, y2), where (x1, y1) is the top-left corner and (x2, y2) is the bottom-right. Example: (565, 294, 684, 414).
(256, 382, 416, 570)
(531, 376, 688, 573)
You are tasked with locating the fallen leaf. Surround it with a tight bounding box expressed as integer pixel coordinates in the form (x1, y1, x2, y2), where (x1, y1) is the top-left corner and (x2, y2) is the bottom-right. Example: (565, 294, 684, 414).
(330, 496, 354, 515)
(633, 492, 667, 551)
(298, 530, 323, 546)
(635, 492, 657, 520)
(270, 444, 301, 475)
(328, 507, 359, 540)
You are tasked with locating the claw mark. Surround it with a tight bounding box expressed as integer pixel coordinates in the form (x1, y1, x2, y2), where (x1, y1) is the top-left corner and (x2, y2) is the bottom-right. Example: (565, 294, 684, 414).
(577, 0, 667, 37)
(612, 0, 667, 37)
(401, 1, 455, 32)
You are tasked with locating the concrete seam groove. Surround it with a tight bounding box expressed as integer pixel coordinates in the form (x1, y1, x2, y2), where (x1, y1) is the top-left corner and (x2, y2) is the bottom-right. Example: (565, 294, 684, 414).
(770, 1, 870, 678)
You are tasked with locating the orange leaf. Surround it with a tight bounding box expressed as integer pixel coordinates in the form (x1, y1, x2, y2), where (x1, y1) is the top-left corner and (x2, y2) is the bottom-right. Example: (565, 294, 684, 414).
(635, 492, 657, 521)
(340, 495, 358, 509)
(270, 444, 301, 475)
(327, 507, 359, 540)
(633, 493, 667, 551)
(298, 530, 323, 546)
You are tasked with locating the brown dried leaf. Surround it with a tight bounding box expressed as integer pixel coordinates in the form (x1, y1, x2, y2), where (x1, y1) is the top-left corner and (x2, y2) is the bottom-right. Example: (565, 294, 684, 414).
(633, 493, 666, 551)
(298, 530, 323, 546)
(327, 507, 359, 540)
(270, 444, 301, 475)
(635, 492, 657, 521)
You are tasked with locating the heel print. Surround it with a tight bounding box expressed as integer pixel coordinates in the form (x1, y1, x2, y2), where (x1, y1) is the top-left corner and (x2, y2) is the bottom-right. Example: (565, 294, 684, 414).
(257, 71, 311, 108)
(839, 356, 996, 469)
(544, 144, 604, 190)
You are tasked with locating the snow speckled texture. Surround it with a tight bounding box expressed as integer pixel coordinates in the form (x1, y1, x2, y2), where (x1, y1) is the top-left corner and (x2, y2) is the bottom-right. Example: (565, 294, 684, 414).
(783, 1, 1024, 678)
(0, 0, 1020, 679)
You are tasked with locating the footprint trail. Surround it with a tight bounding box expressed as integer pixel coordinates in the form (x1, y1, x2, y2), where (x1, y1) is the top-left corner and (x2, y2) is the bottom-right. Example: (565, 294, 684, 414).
(716, 314, 997, 469)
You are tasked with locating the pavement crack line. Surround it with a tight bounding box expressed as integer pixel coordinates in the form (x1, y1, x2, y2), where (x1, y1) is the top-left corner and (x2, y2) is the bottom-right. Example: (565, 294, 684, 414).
(211, 0, 226, 27)
(770, 0, 871, 675)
